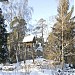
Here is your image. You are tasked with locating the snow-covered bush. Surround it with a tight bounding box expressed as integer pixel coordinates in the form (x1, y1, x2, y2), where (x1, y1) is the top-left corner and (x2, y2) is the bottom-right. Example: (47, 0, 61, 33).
(2, 65, 16, 71)
(0, 63, 3, 70)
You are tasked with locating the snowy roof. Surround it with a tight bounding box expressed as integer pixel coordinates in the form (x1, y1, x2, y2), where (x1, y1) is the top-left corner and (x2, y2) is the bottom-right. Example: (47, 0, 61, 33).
(22, 35, 35, 43)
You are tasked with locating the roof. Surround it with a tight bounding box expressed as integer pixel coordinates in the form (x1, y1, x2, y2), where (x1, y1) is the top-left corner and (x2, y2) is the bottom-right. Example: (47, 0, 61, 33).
(22, 35, 35, 43)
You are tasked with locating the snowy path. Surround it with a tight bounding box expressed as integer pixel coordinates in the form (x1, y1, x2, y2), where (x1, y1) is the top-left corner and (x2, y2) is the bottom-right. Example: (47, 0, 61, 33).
(0, 58, 75, 75)
(0, 68, 75, 75)
(0, 69, 53, 75)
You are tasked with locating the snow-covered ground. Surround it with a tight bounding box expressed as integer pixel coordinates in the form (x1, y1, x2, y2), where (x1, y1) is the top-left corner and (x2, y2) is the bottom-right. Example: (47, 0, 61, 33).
(0, 58, 75, 75)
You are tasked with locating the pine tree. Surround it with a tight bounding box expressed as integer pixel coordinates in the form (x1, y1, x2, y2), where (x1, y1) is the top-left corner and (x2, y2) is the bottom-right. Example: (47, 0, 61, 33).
(52, 0, 74, 66)
(0, 8, 8, 63)
(9, 17, 27, 62)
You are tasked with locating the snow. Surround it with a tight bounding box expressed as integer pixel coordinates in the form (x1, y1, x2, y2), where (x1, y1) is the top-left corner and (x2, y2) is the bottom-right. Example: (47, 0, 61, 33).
(22, 34, 35, 42)
(0, 58, 75, 75)
(30, 69, 50, 75)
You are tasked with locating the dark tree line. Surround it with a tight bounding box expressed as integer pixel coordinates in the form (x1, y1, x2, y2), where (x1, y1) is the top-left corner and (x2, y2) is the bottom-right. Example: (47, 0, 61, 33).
(0, 8, 8, 63)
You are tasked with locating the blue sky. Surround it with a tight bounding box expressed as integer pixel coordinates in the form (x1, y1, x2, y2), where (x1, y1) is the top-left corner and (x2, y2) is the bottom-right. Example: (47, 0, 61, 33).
(28, 0, 74, 22)
(28, 0, 74, 40)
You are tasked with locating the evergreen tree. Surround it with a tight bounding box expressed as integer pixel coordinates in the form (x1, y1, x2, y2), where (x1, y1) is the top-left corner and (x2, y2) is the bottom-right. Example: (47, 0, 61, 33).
(7, 16, 27, 62)
(45, 0, 74, 66)
(0, 8, 8, 63)
(52, 0, 74, 65)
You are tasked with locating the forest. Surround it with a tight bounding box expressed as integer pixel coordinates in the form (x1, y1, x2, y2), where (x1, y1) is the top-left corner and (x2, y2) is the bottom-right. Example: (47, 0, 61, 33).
(0, 0, 75, 70)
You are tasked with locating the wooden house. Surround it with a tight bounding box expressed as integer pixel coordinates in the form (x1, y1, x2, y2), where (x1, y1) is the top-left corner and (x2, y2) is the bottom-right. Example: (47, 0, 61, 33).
(22, 34, 36, 63)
